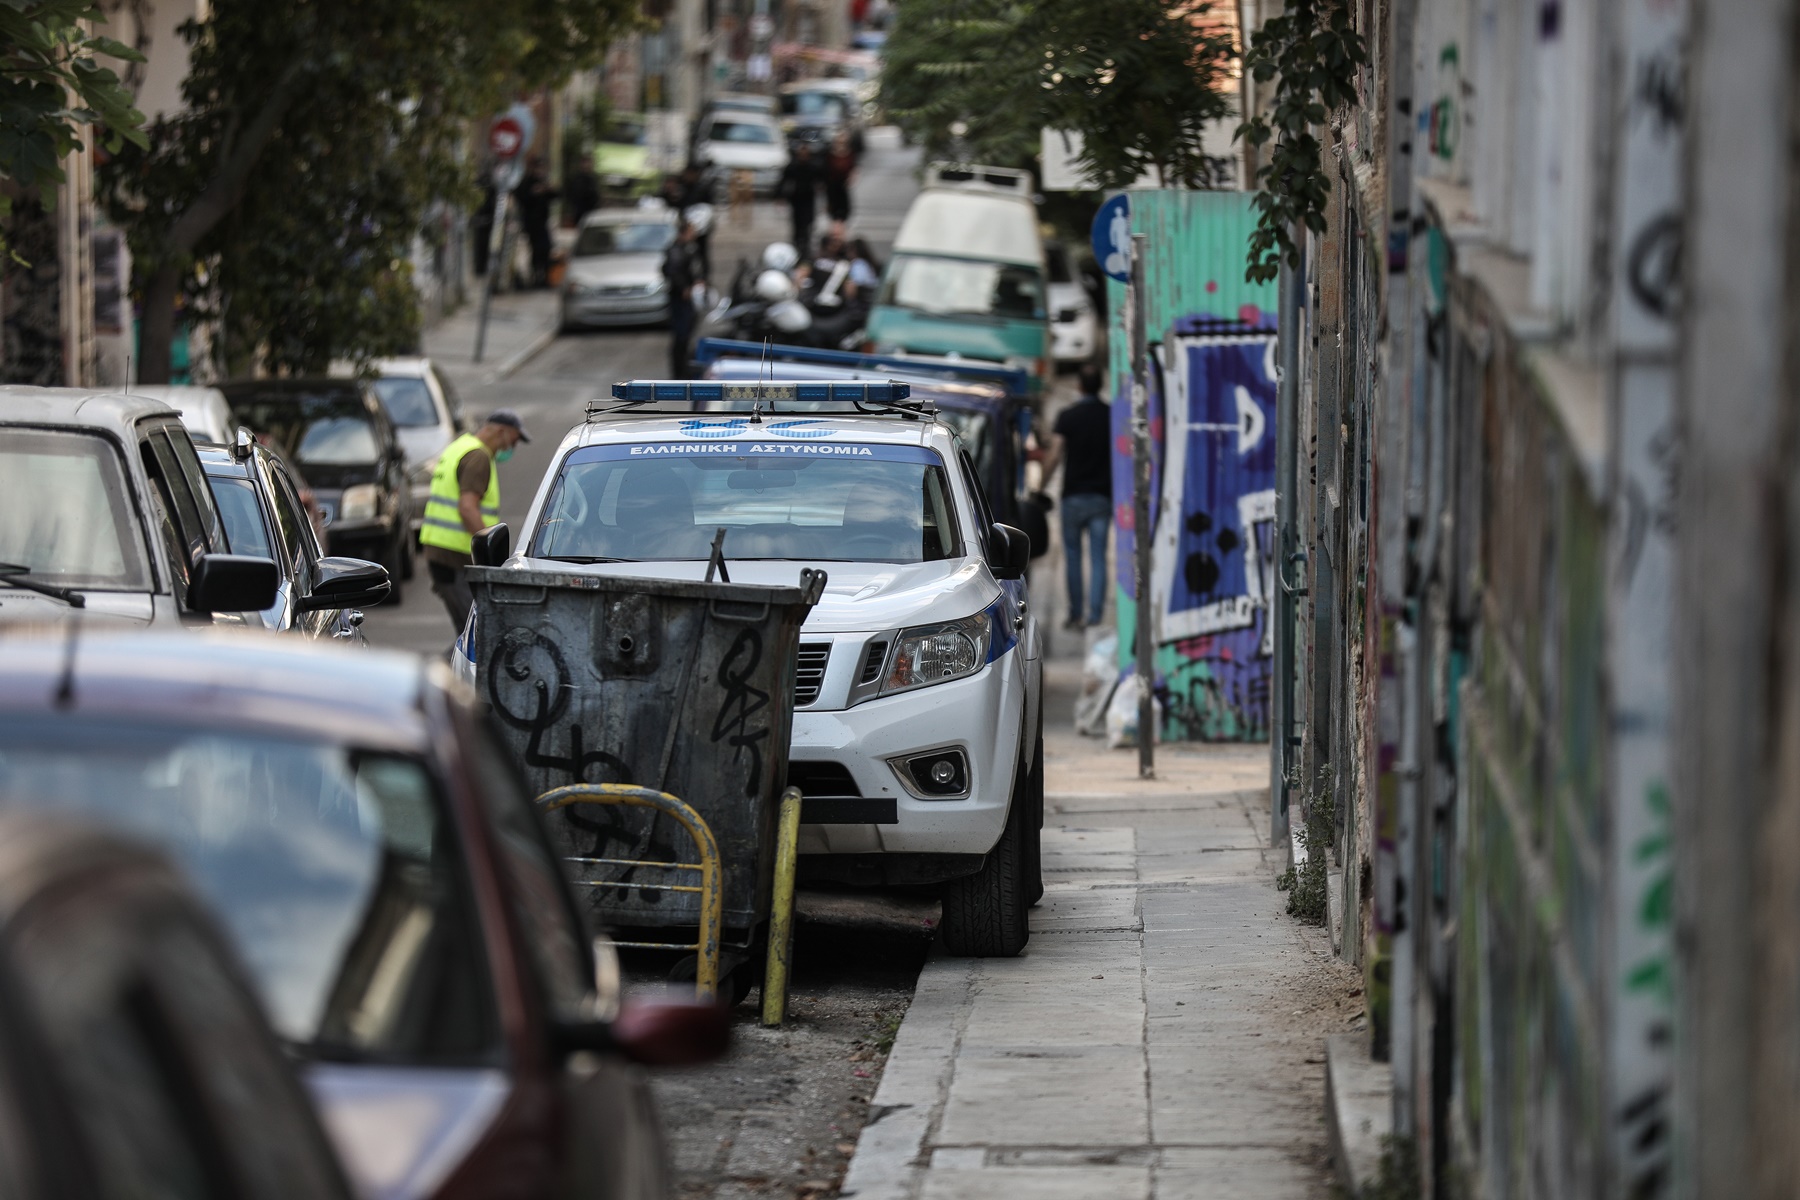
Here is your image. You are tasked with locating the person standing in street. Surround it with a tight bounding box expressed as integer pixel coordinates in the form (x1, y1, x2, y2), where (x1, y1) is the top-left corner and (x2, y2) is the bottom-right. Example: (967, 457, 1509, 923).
(779, 143, 821, 255)
(1041, 363, 1113, 630)
(517, 157, 557, 288)
(564, 156, 601, 228)
(663, 219, 700, 379)
(822, 132, 857, 226)
(420, 411, 531, 632)
(678, 162, 715, 282)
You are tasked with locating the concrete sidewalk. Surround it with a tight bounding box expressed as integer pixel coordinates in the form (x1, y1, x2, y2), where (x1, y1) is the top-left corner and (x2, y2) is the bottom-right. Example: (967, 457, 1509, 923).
(842, 661, 1359, 1200)
(422, 283, 563, 392)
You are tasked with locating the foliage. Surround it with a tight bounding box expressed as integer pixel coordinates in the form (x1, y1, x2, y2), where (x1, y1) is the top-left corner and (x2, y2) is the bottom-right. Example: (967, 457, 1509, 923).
(880, 0, 1237, 190)
(1236, 0, 1367, 283)
(1275, 763, 1334, 923)
(1366, 1134, 1421, 1200)
(0, 1, 146, 257)
(99, 0, 637, 379)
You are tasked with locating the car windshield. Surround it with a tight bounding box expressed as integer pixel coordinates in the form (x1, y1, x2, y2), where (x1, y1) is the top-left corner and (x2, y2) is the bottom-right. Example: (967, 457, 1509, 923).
(780, 92, 847, 121)
(573, 222, 674, 257)
(208, 476, 274, 561)
(602, 119, 646, 145)
(0, 720, 497, 1062)
(532, 443, 960, 563)
(709, 120, 778, 144)
(226, 391, 383, 467)
(877, 254, 1046, 320)
(0, 428, 152, 590)
(371, 377, 439, 429)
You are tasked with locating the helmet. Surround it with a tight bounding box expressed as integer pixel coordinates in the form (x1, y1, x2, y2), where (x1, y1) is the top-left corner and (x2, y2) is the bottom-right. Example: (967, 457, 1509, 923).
(684, 202, 716, 236)
(768, 300, 812, 333)
(761, 242, 800, 272)
(755, 269, 799, 302)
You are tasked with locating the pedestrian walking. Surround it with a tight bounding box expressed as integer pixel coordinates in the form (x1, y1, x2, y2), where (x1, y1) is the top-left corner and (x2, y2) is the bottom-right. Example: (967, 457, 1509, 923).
(516, 157, 557, 288)
(779, 143, 821, 255)
(564, 157, 601, 228)
(823, 132, 857, 224)
(1041, 363, 1113, 629)
(664, 220, 700, 379)
(419, 410, 531, 631)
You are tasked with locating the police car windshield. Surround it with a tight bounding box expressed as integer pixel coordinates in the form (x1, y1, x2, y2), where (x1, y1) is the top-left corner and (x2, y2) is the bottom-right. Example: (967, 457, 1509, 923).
(0, 428, 153, 590)
(533, 443, 960, 564)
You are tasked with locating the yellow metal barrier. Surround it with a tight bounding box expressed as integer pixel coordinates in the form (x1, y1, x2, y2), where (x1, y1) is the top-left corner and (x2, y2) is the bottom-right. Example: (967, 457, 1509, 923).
(536, 784, 724, 1002)
(761, 787, 803, 1026)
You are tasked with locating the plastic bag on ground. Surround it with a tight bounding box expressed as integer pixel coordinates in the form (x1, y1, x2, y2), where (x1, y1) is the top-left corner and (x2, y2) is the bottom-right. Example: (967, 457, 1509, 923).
(1105, 673, 1162, 749)
(1075, 632, 1118, 737)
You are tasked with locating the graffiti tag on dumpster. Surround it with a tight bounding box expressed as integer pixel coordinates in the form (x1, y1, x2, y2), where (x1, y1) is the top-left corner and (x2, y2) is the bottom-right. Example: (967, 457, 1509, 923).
(488, 629, 635, 784)
(711, 626, 770, 798)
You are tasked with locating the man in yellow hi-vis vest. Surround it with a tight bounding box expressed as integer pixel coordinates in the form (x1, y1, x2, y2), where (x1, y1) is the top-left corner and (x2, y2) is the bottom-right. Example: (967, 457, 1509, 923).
(420, 409, 530, 629)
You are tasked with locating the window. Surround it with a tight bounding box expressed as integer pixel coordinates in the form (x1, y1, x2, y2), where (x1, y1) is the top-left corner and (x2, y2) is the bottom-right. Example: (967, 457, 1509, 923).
(531, 445, 962, 565)
(573, 222, 675, 257)
(468, 722, 592, 1021)
(0, 428, 152, 590)
(143, 428, 216, 567)
(370, 377, 440, 429)
(959, 449, 995, 562)
(876, 254, 1047, 320)
(708, 120, 777, 145)
(295, 418, 380, 466)
(0, 721, 500, 1063)
(209, 478, 275, 564)
(268, 468, 319, 578)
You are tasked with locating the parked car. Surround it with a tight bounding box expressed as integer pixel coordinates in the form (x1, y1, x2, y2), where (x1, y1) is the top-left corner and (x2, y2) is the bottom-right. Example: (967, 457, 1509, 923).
(0, 813, 356, 1200)
(219, 379, 413, 593)
(0, 388, 278, 626)
(694, 111, 790, 198)
(463, 381, 1045, 957)
(777, 81, 861, 153)
(1045, 240, 1100, 366)
(132, 383, 236, 443)
(595, 112, 659, 200)
(358, 358, 469, 544)
(197, 436, 390, 641)
(561, 207, 679, 331)
(866, 164, 1052, 395)
(0, 630, 731, 1200)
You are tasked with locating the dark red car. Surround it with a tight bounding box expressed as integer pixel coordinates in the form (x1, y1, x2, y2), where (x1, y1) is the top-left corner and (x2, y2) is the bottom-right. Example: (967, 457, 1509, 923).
(0, 630, 727, 1200)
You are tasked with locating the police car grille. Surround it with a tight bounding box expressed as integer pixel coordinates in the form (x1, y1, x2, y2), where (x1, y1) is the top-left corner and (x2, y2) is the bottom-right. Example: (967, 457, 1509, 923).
(794, 644, 831, 706)
(859, 641, 888, 684)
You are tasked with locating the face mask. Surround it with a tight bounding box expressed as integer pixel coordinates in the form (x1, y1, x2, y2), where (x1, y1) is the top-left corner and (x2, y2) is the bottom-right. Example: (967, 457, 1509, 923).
(495, 448, 515, 464)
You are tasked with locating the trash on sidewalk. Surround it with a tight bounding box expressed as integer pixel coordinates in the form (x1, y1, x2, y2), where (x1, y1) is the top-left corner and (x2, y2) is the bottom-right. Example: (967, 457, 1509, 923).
(1105, 672, 1162, 749)
(1075, 631, 1118, 736)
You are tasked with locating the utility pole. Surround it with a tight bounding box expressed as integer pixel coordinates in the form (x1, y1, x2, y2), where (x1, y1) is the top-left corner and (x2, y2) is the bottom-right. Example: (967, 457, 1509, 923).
(1129, 232, 1154, 779)
(1271, 242, 1300, 844)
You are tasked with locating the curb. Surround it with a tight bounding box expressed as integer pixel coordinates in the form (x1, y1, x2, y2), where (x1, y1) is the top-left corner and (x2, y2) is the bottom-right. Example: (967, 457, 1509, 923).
(1326, 1032, 1392, 1197)
(838, 953, 973, 1199)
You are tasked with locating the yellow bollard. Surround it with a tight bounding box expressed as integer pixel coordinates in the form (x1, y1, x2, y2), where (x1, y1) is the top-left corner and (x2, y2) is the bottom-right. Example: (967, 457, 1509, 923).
(762, 787, 804, 1026)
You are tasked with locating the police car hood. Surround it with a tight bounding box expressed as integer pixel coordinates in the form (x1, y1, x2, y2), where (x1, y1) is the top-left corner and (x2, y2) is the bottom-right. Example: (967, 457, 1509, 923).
(510, 555, 996, 633)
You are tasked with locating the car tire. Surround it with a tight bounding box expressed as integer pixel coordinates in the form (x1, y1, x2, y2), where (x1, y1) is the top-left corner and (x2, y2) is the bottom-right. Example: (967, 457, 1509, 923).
(381, 531, 406, 602)
(398, 530, 415, 582)
(1024, 726, 1045, 907)
(939, 771, 1031, 957)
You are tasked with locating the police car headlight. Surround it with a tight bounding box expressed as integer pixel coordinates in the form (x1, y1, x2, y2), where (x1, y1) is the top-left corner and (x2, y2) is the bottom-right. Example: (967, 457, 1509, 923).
(340, 484, 381, 523)
(882, 611, 990, 694)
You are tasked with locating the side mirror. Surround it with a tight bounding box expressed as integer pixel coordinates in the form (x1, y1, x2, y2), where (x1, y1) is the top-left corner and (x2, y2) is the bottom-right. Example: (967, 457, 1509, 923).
(987, 523, 1030, 581)
(298, 557, 392, 612)
(471, 522, 510, 567)
(188, 554, 280, 614)
(551, 995, 731, 1067)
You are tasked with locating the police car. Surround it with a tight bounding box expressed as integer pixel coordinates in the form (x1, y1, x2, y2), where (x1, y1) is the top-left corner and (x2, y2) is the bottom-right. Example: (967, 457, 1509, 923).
(459, 380, 1043, 956)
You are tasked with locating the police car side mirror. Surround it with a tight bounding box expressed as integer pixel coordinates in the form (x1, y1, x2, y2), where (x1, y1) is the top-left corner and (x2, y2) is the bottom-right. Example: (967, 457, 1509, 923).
(987, 524, 1030, 581)
(471, 522, 511, 567)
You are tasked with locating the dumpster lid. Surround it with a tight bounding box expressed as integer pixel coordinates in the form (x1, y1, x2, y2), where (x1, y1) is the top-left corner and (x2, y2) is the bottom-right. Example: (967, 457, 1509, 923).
(466, 564, 827, 608)
(588, 379, 932, 419)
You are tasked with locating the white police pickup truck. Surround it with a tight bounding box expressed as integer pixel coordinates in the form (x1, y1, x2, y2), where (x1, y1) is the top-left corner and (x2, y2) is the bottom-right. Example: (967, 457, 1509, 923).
(458, 380, 1043, 956)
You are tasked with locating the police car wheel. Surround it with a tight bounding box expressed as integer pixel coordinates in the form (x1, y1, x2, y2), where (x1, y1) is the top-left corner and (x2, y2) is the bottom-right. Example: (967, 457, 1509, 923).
(1024, 727, 1045, 908)
(939, 776, 1030, 957)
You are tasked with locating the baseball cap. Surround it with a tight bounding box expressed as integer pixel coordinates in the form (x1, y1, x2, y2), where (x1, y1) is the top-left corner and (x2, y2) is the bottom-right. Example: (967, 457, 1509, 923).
(486, 408, 532, 442)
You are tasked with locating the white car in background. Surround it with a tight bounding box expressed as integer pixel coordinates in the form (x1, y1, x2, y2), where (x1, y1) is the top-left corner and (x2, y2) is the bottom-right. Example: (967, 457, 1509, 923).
(1046, 241, 1100, 366)
(458, 381, 1044, 957)
(694, 112, 790, 197)
(354, 358, 468, 545)
(130, 384, 236, 444)
(561, 207, 678, 331)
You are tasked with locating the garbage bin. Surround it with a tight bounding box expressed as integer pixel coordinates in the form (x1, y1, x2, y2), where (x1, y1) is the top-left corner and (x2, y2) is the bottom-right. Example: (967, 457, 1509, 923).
(466, 565, 824, 935)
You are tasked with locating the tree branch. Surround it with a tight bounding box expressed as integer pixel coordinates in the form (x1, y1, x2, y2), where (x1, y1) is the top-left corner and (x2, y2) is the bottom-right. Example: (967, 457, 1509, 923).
(166, 59, 309, 256)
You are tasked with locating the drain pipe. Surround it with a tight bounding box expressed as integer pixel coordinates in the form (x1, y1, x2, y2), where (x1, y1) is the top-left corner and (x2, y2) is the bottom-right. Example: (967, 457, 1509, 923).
(1271, 236, 1303, 845)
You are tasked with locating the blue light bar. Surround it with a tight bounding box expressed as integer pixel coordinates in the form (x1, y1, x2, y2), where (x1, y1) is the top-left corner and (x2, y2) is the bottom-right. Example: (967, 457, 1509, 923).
(609, 379, 912, 403)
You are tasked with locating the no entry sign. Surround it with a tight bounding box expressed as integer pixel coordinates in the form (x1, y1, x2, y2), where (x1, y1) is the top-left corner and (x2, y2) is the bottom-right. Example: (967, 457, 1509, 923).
(489, 116, 526, 160)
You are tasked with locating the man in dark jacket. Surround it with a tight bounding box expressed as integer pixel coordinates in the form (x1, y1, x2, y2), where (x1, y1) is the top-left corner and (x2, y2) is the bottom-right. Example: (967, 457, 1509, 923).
(516, 157, 558, 288)
(663, 220, 700, 379)
(1041, 363, 1115, 629)
(779, 144, 821, 255)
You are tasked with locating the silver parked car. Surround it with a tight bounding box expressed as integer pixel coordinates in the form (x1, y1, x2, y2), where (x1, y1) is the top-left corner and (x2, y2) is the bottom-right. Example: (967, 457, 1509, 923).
(560, 207, 678, 331)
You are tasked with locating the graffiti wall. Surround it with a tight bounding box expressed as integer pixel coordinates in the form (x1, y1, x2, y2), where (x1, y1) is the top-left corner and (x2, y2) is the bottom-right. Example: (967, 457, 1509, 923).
(1106, 191, 1279, 741)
